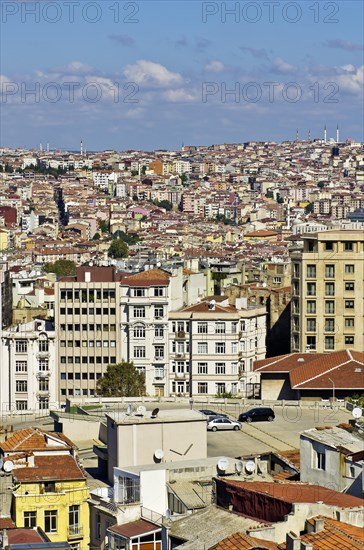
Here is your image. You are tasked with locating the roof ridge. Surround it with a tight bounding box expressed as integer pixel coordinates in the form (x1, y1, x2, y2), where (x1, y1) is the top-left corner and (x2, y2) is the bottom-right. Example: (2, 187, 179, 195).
(292, 358, 352, 388)
(323, 518, 364, 545)
(255, 354, 295, 371)
(13, 428, 39, 451)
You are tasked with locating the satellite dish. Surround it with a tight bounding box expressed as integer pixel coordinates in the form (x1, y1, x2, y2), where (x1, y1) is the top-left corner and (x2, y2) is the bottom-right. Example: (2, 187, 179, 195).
(127, 403, 133, 415)
(352, 407, 362, 419)
(235, 460, 243, 474)
(217, 458, 230, 472)
(3, 460, 14, 473)
(154, 449, 164, 460)
(165, 509, 171, 519)
(137, 405, 146, 416)
(151, 408, 159, 419)
(245, 460, 255, 474)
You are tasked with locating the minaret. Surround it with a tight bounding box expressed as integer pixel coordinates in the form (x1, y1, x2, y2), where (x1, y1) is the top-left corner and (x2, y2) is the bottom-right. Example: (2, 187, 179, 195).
(46, 143, 49, 152)
(296, 129, 299, 142)
(336, 124, 339, 144)
(324, 125, 327, 143)
(80, 139, 83, 156)
(40, 143, 43, 152)
(308, 129, 311, 141)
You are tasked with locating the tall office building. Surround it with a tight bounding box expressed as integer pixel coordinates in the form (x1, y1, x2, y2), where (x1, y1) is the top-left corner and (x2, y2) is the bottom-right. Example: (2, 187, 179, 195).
(55, 267, 121, 402)
(290, 230, 364, 353)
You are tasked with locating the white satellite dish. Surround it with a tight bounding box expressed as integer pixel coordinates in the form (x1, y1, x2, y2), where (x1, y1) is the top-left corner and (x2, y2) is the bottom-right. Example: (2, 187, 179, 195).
(127, 403, 133, 415)
(235, 460, 243, 474)
(217, 458, 230, 472)
(154, 449, 164, 460)
(137, 405, 147, 416)
(245, 460, 255, 474)
(352, 407, 363, 419)
(3, 460, 14, 473)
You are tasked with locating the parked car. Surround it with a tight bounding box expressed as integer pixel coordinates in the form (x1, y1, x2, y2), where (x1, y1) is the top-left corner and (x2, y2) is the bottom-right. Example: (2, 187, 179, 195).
(207, 418, 241, 431)
(199, 409, 229, 421)
(238, 407, 275, 423)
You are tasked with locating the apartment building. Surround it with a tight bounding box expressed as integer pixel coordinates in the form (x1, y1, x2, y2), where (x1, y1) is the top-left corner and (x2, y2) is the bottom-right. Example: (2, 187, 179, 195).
(0, 260, 12, 329)
(169, 299, 266, 397)
(55, 267, 122, 402)
(120, 268, 183, 397)
(0, 319, 56, 413)
(290, 229, 364, 353)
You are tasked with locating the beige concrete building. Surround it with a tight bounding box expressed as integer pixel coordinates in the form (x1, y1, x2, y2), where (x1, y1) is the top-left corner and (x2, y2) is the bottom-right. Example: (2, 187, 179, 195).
(290, 230, 364, 353)
(55, 267, 122, 402)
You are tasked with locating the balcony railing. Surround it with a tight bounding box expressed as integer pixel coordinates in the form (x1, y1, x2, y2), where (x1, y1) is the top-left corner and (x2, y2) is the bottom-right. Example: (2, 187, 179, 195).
(154, 369, 165, 380)
(37, 371, 50, 379)
(36, 351, 50, 359)
(68, 525, 83, 539)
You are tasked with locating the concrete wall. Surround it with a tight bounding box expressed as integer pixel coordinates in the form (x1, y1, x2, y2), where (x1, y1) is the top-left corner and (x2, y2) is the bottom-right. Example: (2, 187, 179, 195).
(54, 415, 105, 442)
(260, 374, 297, 400)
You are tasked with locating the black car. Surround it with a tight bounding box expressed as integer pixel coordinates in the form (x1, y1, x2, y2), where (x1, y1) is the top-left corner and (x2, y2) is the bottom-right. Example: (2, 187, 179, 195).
(199, 409, 229, 421)
(238, 407, 275, 423)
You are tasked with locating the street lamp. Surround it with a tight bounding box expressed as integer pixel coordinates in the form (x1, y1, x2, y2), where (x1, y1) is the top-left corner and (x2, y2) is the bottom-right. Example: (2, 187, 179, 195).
(328, 377, 335, 408)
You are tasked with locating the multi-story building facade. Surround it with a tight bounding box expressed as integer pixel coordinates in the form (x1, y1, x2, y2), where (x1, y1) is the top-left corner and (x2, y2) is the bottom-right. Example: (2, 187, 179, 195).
(120, 268, 183, 397)
(55, 267, 122, 402)
(290, 230, 364, 353)
(169, 299, 266, 397)
(0, 260, 12, 329)
(0, 319, 56, 413)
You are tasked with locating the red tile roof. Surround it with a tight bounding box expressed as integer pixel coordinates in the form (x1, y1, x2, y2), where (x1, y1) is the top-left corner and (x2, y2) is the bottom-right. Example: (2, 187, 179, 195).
(121, 268, 170, 287)
(12, 454, 85, 482)
(212, 531, 279, 549)
(0, 519, 16, 529)
(6, 529, 44, 545)
(0, 428, 77, 453)
(254, 350, 364, 389)
(224, 480, 364, 507)
(109, 519, 160, 538)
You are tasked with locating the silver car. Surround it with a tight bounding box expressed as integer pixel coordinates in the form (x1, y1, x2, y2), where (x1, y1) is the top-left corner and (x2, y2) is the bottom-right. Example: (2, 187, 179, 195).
(207, 417, 241, 431)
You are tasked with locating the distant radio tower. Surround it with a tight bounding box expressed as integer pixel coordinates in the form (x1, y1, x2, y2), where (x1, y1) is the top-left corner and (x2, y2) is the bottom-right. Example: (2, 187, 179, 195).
(336, 124, 339, 144)
(324, 125, 327, 144)
(80, 140, 83, 156)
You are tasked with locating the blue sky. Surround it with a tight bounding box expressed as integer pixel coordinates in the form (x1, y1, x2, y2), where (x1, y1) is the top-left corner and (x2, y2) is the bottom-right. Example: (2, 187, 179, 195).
(1, 1, 363, 150)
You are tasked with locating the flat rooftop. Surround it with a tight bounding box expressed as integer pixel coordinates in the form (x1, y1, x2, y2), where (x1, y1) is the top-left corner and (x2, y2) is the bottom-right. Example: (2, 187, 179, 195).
(106, 408, 205, 425)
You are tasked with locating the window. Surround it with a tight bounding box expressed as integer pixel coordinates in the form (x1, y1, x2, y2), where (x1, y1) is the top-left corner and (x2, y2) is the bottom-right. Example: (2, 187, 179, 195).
(215, 322, 226, 334)
(154, 306, 164, 318)
(198, 382, 208, 394)
(325, 336, 335, 350)
(345, 264, 354, 273)
(215, 363, 226, 375)
(24, 511, 36, 528)
(216, 383, 226, 395)
(231, 341, 238, 354)
(133, 306, 145, 318)
(197, 322, 208, 334)
(133, 288, 145, 297)
(16, 400, 27, 410)
(307, 301, 316, 314)
(133, 346, 146, 358)
(345, 300, 354, 309)
(345, 282, 354, 291)
(307, 283, 316, 296)
(325, 319, 335, 332)
(325, 283, 335, 296)
(96, 513, 101, 540)
(293, 264, 300, 278)
(16, 380, 27, 393)
(344, 241, 353, 251)
(154, 345, 164, 359)
(197, 362, 208, 374)
(15, 340, 27, 353)
(44, 510, 57, 533)
(117, 476, 140, 505)
(198, 342, 208, 354)
(316, 450, 326, 470)
(306, 318, 316, 332)
(155, 326, 164, 338)
(38, 340, 49, 352)
(307, 265, 316, 278)
(44, 482, 55, 493)
(154, 287, 164, 296)
(39, 398, 49, 410)
(69, 505, 80, 536)
(38, 380, 49, 392)
(232, 322, 238, 333)
(215, 342, 226, 354)
(307, 336, 316, 350)
(345, 318, 354, 328)
(345, 336, 355, 345)
(15, 361, 27, 372)
(325, 265, 335, 278)
(325, 301, 335, 314)
(325, 241, 334, 251)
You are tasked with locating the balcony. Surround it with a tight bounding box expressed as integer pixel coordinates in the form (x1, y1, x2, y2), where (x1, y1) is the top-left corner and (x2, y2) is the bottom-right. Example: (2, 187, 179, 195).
(36, 351, 50, 359)
(36, 391, 50, 398)
(175, 353, 186, 359)
(154, 356, 165, 364)
(154, 369, 165, 380)
(68, 525, 83, 540)
(36, 371, 50, 379)
(175, 372, 186, 379)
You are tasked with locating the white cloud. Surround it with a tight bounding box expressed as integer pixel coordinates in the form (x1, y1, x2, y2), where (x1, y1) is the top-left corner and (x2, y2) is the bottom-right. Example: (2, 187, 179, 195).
(335, 64, 364, 94)
(272, 58, 297, 74)
(204, 60, 225, 73)
(163, 89, 196, 102)
(123, 60, 183, 87)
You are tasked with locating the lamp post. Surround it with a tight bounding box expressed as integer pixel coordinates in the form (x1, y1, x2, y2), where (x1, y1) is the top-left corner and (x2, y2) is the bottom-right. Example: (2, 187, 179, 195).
(328, 377, 335, 408)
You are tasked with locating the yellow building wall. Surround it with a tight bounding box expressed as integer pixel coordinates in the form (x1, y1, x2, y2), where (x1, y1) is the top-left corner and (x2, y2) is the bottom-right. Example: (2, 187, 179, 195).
(0, 230, 9, 250)
(14, 480, 90, 549)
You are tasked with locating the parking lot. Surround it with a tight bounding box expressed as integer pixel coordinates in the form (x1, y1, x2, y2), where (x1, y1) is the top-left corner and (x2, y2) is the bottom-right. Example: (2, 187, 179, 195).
(207, 405, 354, 458)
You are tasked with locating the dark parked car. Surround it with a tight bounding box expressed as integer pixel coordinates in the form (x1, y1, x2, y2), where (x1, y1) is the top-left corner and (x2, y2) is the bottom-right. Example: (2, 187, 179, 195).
(199, 409, 229, 421)
(238, 407, 275, 423)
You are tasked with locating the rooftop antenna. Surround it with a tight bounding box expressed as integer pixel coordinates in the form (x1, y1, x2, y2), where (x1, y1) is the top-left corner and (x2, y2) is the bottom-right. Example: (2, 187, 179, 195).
(324, 125, 327, 144)
(336, 124, 339, 144)
(308, 129, 311, 141)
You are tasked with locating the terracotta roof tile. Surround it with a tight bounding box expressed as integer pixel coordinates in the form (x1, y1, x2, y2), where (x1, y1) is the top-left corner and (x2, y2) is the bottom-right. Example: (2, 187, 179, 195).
(109, 519, 160, 538)
(13, 454, 85, 482)
(121, 268, 170, 287)
(0, 428, 77, 453)
(212, 532, 279, 549)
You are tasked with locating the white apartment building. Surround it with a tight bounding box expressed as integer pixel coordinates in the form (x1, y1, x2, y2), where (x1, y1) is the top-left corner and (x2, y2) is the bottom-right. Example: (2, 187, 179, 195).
(169, 299, 266, 397)
(120, 268, 183, 397)
(0, 318, 57, 414)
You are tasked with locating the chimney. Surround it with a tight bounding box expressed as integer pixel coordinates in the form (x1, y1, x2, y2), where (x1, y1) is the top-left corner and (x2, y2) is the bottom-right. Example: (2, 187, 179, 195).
(85, 271, 91, 282)
(301, 543, 313, 550)
(313, 517, 325, 533)
(286, 532, 301, 550)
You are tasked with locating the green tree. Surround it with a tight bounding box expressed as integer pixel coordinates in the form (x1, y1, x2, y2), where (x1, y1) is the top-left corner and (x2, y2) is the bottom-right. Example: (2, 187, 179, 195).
(93, 232, 101, 240)
(44, 260, 76, 278)
(131, 170, 139, 176)
(317, 181, 325, 188)
(305, 203, 314, 214)
(141, 165, 147, 175)
(99, 220, 109, 233)
(108, 239, 128, 258)
(154, 200, 173, 211)
(96, 361, 146, 397)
